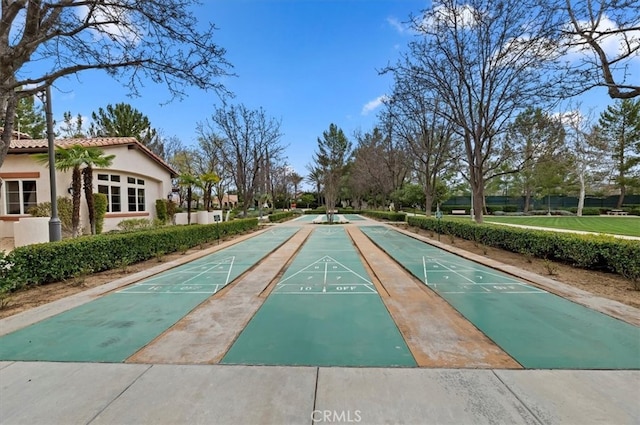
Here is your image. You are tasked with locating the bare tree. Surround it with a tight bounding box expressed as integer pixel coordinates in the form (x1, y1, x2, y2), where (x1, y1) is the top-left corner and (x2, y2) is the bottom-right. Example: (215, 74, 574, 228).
(201, 104, 284, 216)
(397, 0, 562, 222)
(382, 77, 455, 215)
(196, 132, 231, 211)
(559, 0, 640, 99)
(350, 126, 410, 211)
(1, 0, 232, 169)
(560, 109, 608, 215)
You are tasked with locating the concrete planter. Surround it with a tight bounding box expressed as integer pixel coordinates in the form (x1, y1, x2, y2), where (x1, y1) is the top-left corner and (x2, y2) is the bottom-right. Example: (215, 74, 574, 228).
(14, 217, 50, 247)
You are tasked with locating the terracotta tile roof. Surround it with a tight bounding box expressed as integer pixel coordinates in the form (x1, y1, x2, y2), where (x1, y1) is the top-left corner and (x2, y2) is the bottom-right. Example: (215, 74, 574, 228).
(9, 137, 177, 176)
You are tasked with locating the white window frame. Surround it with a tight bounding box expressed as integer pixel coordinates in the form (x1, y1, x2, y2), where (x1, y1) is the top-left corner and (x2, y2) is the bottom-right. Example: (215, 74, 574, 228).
(97, 173, 122, 213)
(126, 177, 146, 212)
(4, 180, 38, 215)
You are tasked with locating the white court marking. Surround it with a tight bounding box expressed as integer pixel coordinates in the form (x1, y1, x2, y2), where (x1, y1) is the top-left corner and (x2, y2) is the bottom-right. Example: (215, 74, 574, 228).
(275, 256, 377, 295)
(422, 257, 547, 294)
(117, 257, 236, 294)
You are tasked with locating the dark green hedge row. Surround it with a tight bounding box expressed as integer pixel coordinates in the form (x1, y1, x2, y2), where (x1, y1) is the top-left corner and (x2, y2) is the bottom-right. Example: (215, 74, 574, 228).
(363, 211, 407, 221)
(268, 211, 298, 222)
(303, 209, 363, 215)
(406, 216, 640, 280)
(0, 218, 258, 292)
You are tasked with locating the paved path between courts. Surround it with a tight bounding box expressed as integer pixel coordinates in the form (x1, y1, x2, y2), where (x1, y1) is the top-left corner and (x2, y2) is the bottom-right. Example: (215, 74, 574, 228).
(1, 218, 639, 424)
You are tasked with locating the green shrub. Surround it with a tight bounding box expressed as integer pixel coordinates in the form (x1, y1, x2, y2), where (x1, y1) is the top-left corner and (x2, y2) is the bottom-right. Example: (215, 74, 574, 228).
(568, 207, 600, 216)
(486, 205, 503, 214)
(166, 200, 178, 221)
(93, 193, 108, 234)
(268, 211, 297, 222)
(156, 199, 168, 223)
(440, 205, 471, 214)
(406, 216, 640, 280)
(362, 210, 407, 221)
(117, 218, 152, 232)
(27, 197, 73, 233)
(0, 218, 258, 291)
(503, 205, 518, 213)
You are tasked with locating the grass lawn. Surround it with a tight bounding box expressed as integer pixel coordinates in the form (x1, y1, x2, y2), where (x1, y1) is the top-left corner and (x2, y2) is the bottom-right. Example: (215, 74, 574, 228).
(445, 215, 640, 237)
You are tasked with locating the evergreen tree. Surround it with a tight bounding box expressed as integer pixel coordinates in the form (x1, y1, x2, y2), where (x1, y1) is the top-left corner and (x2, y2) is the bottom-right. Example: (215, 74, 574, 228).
(313, 124, 351, 223)
(90, 103, 165, 156)
(14, 95, 46, 139)
(508, 108, 566, 212)
(59, 112, 86, 138)
(598, 99, 640, 207)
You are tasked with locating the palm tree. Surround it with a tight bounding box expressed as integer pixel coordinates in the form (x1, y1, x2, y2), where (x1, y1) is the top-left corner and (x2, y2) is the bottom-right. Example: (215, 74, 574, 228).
(36, 145, 85, 237)
(178, 173, 199, 224)
(36, 145, 114, 237)
(305, 164, 324, 207)
(81, 147, 115, 234)
(289, 172, 303, 207)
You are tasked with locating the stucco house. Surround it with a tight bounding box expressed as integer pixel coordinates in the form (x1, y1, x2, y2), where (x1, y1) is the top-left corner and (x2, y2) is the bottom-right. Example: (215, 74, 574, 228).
(0, 136, 177, 241)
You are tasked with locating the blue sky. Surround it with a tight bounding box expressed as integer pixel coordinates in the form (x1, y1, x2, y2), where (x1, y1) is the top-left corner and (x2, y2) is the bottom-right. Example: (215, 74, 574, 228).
(50, 0, 427, 177)
(47, 0, 635, 180)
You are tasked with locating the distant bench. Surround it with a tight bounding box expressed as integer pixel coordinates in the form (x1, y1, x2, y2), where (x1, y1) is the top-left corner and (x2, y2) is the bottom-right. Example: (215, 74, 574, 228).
(451, 209, 467, 215)
(607, 209, 628, 216)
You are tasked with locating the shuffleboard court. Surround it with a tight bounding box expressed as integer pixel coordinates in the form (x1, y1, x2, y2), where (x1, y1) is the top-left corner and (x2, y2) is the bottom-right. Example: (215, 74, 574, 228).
(221, 227, 416, 367)
(292, 214, 317, 222)
(361, 226, 640, 369)
(0, 227, 298, 363)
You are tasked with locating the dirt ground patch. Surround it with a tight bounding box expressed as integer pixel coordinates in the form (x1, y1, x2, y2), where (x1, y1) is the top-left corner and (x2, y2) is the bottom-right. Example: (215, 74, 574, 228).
(1, 226, 638, 320)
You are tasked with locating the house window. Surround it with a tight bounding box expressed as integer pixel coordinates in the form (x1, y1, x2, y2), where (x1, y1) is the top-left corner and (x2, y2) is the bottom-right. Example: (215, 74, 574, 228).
(4, 180, 37, 214)
(97, 173, 121, 213)
(127, 178, 145, 212)
(97, 173, 145, 213)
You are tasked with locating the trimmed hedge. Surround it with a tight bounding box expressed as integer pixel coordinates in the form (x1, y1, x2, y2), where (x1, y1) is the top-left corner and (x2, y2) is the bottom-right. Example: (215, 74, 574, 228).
(0, 218, 258, 292)
(567, 207, 600, 216)
(94, 193, 108, 234)
(268, 211, 298, 222)
(362, 210, 407, 221)
(406, 216, 640, 281)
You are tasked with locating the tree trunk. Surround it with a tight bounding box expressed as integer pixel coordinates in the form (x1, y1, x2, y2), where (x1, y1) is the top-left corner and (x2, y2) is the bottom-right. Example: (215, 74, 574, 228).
(524, 188, 532, 213)
(577, 172, 586, 217)
(83, 166, 96, 234)
(71, 167, 82, 237)
(469, 162, 484, 223)
(617, 185, 625, 209)
(472, 184, 484, 223)
(187, 187, 192, 225)
(424, 191, 434, 217)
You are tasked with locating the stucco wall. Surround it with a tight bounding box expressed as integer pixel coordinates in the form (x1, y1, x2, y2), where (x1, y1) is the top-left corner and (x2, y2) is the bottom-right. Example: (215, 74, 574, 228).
(1, 144, 173, 238)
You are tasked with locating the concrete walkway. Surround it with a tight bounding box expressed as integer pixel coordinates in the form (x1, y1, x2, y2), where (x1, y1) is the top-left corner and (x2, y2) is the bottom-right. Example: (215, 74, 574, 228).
(1, 361, 638, 424)
(1, 217, 639, 424)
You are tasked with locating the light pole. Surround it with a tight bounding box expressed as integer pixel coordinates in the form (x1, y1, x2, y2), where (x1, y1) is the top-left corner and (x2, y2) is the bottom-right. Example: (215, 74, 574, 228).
(43, 86, 61, 241)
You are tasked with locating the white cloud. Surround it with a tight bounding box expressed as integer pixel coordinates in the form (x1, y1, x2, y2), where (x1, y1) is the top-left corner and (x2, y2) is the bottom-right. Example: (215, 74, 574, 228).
(552, 110, 583, 127)
(77, 4, 140, 44)
(419, 4, 479, 32)
(566, 15, 640, 61)
(387, 17, 407, 34)
(361, 95, 388, 116)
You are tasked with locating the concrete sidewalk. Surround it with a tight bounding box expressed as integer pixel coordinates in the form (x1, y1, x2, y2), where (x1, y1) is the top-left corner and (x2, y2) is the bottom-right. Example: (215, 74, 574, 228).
(1, 218, 639, 424)
(1, 361, 638, 424)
